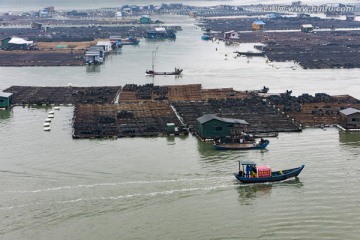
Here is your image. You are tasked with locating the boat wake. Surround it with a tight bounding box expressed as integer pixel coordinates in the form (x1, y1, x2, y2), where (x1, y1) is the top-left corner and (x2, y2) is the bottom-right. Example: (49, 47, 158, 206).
(1, 182, 235, 210)
(4, 176, 233, 194)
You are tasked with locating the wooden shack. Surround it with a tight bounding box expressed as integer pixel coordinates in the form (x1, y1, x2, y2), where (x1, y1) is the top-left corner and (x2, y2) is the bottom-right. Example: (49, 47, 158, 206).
(146, 28, 176, 39)
(339, 108, 360, 130)
(197, 114, 249, 140)
(31, 22, 42, 29)
(301, 24, 314, 33)
(224, 30, 239, 40)
(252, 20, 265, 30)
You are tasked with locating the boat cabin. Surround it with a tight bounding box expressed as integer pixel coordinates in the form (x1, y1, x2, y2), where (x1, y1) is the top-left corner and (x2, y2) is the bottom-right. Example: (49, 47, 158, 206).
(238, 161, 272, 178)
(109, 36, 123, 48)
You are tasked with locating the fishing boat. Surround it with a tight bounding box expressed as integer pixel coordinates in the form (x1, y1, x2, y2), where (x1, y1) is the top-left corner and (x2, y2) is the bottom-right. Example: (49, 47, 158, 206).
(235, 51, 265, 57)
(121, 36, 140, 45)
(214, 139, 269, 150)
(234, 160, 305, 183)
(145, 47, 183, 76)
(146, 68, 183, 76)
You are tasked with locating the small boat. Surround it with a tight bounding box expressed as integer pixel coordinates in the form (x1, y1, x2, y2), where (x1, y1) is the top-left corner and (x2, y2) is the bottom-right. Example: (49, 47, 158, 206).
(201, 35, 210, 40)
(121, 36, 140, 45)
(214, 139, 269, 150)
(146, 47, 182, 76)
(251, 86, 269, 94)
(235, 51, 265, 57)
(253, 132, 278, 138)
(146, 68, 183, 76)
(234, 161, 305, 184)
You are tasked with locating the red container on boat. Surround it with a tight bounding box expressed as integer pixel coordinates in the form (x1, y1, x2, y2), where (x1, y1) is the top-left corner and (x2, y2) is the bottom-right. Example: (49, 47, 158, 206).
(256, 166, 271, 178)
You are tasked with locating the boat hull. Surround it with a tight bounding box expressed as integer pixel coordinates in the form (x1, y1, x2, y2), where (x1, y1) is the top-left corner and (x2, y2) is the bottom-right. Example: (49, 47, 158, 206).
(146, 69, 183, 76)
(234, 165, 305, 183)
(214, 140, 269, 150)
(253, 132, 278, 138)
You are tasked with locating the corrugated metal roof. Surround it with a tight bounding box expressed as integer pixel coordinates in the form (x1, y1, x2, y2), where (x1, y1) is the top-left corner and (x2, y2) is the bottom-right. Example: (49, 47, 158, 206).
(301, 24, 314, 28)
(253, 20, 265, 25)
(9, 37, 33, 45)
(154, 27, 166, 32)
(197, 114, 249, 125)
(340, 107, 360, 116)
(0, 92, 13, 98)
(96, 41, 111, 46)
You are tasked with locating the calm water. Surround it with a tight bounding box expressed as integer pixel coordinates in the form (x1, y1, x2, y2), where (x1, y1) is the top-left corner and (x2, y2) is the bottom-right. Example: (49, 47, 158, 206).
(1, 8, 360, 240)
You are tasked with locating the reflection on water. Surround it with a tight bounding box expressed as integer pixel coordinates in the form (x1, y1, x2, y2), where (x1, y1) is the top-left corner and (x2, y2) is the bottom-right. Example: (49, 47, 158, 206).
(0, 109, 12, 120)
(111, 48, 123, 55)
(237, 183, 273, 205)
(197, 140, 216, 157)
(339, 130, 360, 146)
(236, 178, 303, 205)
(86, 65, 101, 73)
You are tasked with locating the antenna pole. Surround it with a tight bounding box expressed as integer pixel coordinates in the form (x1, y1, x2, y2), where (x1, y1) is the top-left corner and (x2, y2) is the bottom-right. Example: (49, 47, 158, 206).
(152, 46, 158, 71)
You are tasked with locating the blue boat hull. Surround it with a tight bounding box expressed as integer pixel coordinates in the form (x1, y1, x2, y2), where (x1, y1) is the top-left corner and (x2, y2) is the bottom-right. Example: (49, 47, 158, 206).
(214, 140, 269, 150)
(234, 165, 305, 183)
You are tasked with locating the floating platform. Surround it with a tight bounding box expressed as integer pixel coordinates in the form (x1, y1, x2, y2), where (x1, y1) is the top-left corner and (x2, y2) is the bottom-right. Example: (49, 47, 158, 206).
(3, 84, 359, 138)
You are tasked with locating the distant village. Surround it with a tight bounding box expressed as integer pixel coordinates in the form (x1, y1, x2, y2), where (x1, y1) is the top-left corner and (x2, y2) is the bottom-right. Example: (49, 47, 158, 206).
(0, 2, 359, 67)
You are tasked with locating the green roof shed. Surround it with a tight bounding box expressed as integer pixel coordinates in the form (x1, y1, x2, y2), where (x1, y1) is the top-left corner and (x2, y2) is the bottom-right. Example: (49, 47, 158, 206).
(197, 114, 249, 140)
(0, 92, 13, 108)
(139, 15, 151, 24)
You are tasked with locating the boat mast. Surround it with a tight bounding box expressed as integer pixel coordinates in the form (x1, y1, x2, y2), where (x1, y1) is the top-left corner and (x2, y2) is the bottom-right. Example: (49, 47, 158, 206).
(152, 47, 158, 71)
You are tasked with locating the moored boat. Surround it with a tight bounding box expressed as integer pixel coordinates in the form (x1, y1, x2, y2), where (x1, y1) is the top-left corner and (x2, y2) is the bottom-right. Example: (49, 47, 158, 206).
(234, 161, 305, 183)
(121, 36, 140, 45)
(214, 139, 269, 150)
(253, 132, 278, 138)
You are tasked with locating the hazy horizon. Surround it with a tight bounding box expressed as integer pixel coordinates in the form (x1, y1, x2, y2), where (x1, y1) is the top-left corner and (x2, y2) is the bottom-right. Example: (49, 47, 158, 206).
(0, 0, 358, 12)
